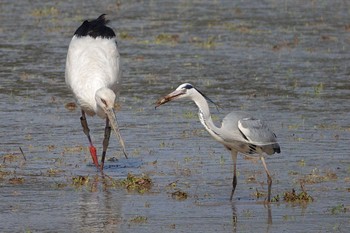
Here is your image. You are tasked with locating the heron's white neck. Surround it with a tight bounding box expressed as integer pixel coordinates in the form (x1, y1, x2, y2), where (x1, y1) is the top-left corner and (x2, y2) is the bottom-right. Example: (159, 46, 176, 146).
(191, 92, 221, 138)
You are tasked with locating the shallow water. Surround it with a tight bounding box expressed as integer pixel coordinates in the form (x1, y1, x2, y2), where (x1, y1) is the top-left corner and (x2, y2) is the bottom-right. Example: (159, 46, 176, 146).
(1, 0, 350, 232)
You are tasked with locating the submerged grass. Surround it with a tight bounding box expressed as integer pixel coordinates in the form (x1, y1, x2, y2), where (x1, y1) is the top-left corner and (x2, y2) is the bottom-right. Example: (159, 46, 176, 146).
(272, 181, 314, 204)
(171, 190, 188, 200)
(301, 168, 337, 184)
(120, 173, 152, 194)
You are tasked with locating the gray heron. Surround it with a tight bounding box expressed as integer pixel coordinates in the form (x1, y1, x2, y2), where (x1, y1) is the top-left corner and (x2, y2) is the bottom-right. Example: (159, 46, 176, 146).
(156, 83, 280, 201)
(65, 14, 127, 170)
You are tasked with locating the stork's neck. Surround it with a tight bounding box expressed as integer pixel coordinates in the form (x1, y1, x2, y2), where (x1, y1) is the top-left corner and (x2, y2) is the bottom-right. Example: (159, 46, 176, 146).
(192, 93, 221, 137)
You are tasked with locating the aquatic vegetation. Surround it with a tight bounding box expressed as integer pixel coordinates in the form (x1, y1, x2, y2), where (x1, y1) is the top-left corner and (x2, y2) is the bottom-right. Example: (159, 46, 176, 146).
(242, 209, 253, 218)
(313, 82, 324, 96)
(329, 204, 348, 215)
(301, 168, 337, 184)
(2, 153, 21, 163)
(171, 190, 188, 200)
(47, 168, 63, 177)
(129, 216, 148, 224)
(72, 175, 90, 186)
(119, 31, 134, 40)
(155, 33, 180, 45)
(63, 145, 84, 153)
(65, 102, 77, 111)
(0, 170, 11, 180)
(283, 188, 314, 203)
(272, 35, 299, 51)
(8, 177, 25, 185)
(121, 173, 152, 194)
(189, 36, 217, 49)
(253, 188, 265, 199)
(31, 6, 59, 17)
(182, 111, 197, 119)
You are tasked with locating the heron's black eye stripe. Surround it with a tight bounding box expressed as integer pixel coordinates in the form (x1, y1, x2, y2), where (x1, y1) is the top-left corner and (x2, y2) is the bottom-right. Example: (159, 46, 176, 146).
(183, 84, 193, 89)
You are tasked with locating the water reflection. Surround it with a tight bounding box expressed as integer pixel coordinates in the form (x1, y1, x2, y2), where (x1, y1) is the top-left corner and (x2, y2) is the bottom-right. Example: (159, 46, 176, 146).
(231, 201, 273, 233)
(1, 0, 349, 232)
(75, 176, 123, 232)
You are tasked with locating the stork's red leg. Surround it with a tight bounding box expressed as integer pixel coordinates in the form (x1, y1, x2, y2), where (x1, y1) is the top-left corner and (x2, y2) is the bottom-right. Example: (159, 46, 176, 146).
(80, 110, 99, 168)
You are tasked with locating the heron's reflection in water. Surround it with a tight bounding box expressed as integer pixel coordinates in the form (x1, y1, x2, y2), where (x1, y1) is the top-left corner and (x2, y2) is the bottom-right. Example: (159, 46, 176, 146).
(231, 201, 273, 233)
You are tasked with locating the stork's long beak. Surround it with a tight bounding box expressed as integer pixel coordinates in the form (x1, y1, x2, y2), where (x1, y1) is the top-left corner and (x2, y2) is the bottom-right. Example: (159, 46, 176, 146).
(155, 89, 185, 108)
(106, 109, 128, 159)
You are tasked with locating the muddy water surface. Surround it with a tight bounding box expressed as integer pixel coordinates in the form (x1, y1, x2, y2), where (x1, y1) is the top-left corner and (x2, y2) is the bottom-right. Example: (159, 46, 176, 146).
(1, 0, 349, 232)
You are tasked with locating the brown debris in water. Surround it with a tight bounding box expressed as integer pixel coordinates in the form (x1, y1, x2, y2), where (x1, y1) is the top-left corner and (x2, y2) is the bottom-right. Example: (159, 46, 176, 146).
(171, 190, 188, 200)
(121, 173, 152, 194)
(65, 102, 77, 111)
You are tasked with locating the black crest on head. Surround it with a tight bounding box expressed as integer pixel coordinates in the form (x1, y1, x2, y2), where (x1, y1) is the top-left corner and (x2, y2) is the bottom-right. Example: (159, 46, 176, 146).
(74, 14, 116, 39)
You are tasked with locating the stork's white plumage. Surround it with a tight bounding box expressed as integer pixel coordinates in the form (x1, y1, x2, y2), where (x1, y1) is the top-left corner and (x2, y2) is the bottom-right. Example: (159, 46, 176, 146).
(156, 83, 280, 202)
(65, 14, 127, 170)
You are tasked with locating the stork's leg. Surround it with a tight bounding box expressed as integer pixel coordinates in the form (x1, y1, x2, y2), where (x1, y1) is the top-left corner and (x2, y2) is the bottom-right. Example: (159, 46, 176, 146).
(80, 110, 99, 168)
(260, 156, 272, 202)
(230, 150, 238, 201)
(101, 118, 111, 170)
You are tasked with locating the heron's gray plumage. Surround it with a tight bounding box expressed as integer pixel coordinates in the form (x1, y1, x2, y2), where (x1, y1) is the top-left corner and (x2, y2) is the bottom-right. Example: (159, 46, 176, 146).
(155, 83, 281, 202)
(220, 111, 280, 155)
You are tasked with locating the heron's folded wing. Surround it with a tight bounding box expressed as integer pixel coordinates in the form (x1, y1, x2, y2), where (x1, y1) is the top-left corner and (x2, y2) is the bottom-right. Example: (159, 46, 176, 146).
(238, 118, 277, 145)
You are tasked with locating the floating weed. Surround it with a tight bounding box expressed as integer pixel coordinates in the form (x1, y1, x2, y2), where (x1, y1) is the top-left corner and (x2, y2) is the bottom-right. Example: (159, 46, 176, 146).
(190, 36, 217, 49)
(272, 35, 299, 51)
(3, 153, 20, 163)
(246, 175, 257, 183)
(288, 170, 299, 175)
(219, 155, 226, 165)
(31, 6, 59, 17)
(64, 145, 84, 153)
(253, 188, 265, 199)
(54, 182, 68, 189)
(47, 145, 55, 151)
(47, 168, 63, 177)
(119, 31, 134, 40)
(155, 33, 180, 45)
(302, 168, 338, 184)
(313, 82, 324, 96)
(72, 175, 90, 187)
(298, 159, 306, 167)
(182, 111, 197, 119)
(223, 22, 251, 32)
(171, 190, 188, 201)
(0, 170, 11, 180)
(329, 204, 348, 215)
(121, 173, 152, 194)
(283, 189, 314, 203)
(8, 177, 25, 185)
(65, 102, 77, 111)
(242, 209, 253, 218)
(282, 215, 296, 221)
(129, 216, 148, 224)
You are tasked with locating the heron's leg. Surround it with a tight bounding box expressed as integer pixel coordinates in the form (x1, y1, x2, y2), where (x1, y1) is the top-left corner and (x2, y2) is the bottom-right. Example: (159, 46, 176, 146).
(101, 118, 111, 170)
(260, 156, 272, 202)
(230, 150, 238, 201)
(80, 110, 99, 168)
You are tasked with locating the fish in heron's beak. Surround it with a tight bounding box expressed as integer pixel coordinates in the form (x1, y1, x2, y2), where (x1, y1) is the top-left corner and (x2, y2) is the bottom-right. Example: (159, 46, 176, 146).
(155, 89, 185, 108)
(105, 108, 128, 159)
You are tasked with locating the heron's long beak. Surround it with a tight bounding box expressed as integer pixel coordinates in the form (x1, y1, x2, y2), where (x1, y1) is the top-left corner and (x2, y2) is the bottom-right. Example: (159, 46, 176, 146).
(155, 89, 185, 108)
(106, 109, 128, 159)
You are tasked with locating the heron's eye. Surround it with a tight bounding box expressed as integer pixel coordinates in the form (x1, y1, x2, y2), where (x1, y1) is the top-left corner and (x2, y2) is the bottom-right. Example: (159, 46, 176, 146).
(183, 84, 193, 89)
(101, 99, 107, 106)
